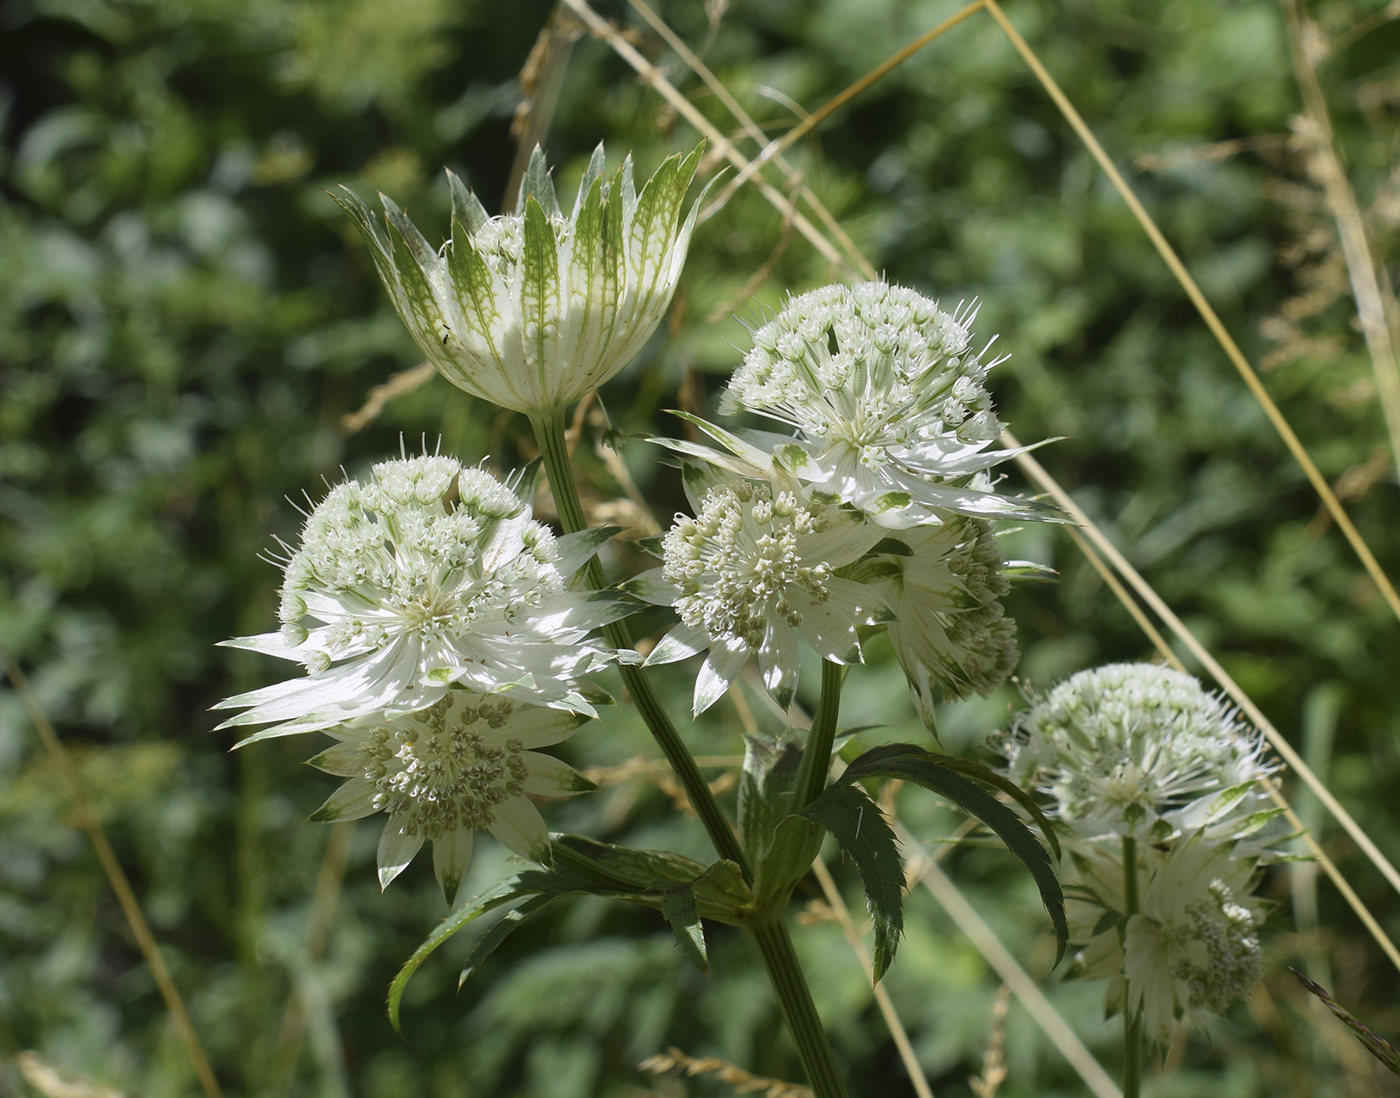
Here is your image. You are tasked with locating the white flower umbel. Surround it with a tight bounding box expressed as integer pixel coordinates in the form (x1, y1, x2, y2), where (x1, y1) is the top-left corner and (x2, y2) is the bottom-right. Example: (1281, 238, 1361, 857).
(335, 143, 707, 415)
(216, 454, 630, 744)
(1066, 836, 1266, 1042)
(628, 465, 891, 715)
(696, 281, 1055, 528)
(998, 663, 1278, 842)
(854, 516, 1017, 726)
(307, 689, 595, 903)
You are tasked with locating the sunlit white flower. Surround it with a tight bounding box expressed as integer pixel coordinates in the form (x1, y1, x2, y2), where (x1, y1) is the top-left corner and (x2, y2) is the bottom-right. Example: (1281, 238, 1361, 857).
(216, 454, 629, 743)
(628, 464, 891, 715)
(307, 689, 594, 903)
(693, 281, 1055, 528)
(997, 663, 1277, 842)
(854, 515, 1017, 726)
(335, 143, 707, 414)
(1066, 836, 1266, 1042)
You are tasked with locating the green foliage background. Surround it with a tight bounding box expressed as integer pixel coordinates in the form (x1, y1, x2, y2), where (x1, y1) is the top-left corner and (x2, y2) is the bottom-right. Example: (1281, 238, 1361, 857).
(2, 0, 1398, 1094)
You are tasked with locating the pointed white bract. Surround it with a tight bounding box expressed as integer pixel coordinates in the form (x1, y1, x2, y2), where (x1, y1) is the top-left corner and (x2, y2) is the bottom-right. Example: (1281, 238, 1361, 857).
(1065, 837, 1266, 1043)
(631, 466, 890, 715)
(717, 281, 1055, 528)
(215, 455, 628, 743)
(855, 516, 1017, 724)
(307, 689, 594, 903)
(335, 143, 707, 414)
(997, 663, 1277, 842)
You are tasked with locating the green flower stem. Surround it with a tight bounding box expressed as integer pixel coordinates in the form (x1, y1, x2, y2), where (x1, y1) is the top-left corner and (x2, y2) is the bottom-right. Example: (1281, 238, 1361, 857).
(1121, 835, 1144, 1098)
(750, 915, 851, 1098)
(794, 659, 844, 809)
(529, 409, 750, 877)
(531, 408, 849, 1098)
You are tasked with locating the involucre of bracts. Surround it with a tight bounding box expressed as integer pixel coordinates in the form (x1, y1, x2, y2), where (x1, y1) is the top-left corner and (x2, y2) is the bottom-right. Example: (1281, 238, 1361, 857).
(996, 663, 1278, 842)
(334, 143, 707, 415)
(853, 515, 1018, 726)
(307, 689, 594, 904)
(626, 464, 892, 716)
(215, 454, 631, 743)
(1066, 835, 1266, 1042)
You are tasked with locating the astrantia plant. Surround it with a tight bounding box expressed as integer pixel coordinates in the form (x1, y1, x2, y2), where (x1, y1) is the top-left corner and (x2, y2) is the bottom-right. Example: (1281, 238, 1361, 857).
(306, 689, 594, 903)
(334, 143, 706, 415)
(218, 143, 1095, 1098)
(215, 454, 629, 743)
(1000, 662, 1279, 1095)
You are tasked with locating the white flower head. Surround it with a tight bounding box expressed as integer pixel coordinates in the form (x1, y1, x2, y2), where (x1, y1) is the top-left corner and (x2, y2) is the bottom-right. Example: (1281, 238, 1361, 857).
(335, 143, 708, 414)
(856, 515, 1017, 726)
(628, 464, 892, 715)
(1066, 837, 1266, 1042)
(307, 689, 595, 904)
(997, 663, 1278, 842)
(712, 281, 1057, 528)
(216, 454, 630, 743)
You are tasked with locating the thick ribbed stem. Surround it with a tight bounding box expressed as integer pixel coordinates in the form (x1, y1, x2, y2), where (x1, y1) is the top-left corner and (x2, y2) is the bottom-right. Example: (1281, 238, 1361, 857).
(529, 409, 750, 876)
(750, 916, 851, 1098)
(794, 659, 844, 809)
(1121, 835, 1143, 1098)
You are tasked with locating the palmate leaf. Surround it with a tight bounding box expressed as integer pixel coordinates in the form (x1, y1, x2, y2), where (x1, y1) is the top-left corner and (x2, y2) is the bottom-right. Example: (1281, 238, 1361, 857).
(839, 743, 1068, 963)
(800, 783, 904, 982)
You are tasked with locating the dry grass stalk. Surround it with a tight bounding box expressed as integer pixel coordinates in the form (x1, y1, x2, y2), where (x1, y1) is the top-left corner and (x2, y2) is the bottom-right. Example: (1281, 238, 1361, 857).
(3, 658, 224, 1098)
(638, 1048, 813, 1098)
(1281, 0, 1400, 470)
(582, 755, 737, 819)
(12, 1053, 127, 1098)
(504, 5, 586, 213)
(1009, 438, 1400, 974)
(340, 361, 435, 435)
(982, 0, 1400, 628)
(969, 986, 1012, 1098)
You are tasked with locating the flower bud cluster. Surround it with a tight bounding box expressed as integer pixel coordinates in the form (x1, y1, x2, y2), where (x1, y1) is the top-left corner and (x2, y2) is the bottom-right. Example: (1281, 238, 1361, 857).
(307, 688, 592, 903)
(1001, 663, 1278, 1041)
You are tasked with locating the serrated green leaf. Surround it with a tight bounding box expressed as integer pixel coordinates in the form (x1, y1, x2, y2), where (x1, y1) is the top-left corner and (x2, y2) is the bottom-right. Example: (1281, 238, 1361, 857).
(923, 754, 1061, 862)
(739, 731, 804, 863)
(840, 744, 1068, 964)
(800, 783, 904, 982)
(663, 886, 708, 973)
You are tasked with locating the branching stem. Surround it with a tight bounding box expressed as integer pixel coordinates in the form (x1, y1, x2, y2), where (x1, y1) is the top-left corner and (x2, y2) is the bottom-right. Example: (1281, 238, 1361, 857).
(1121, 834, 1144, 1098)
